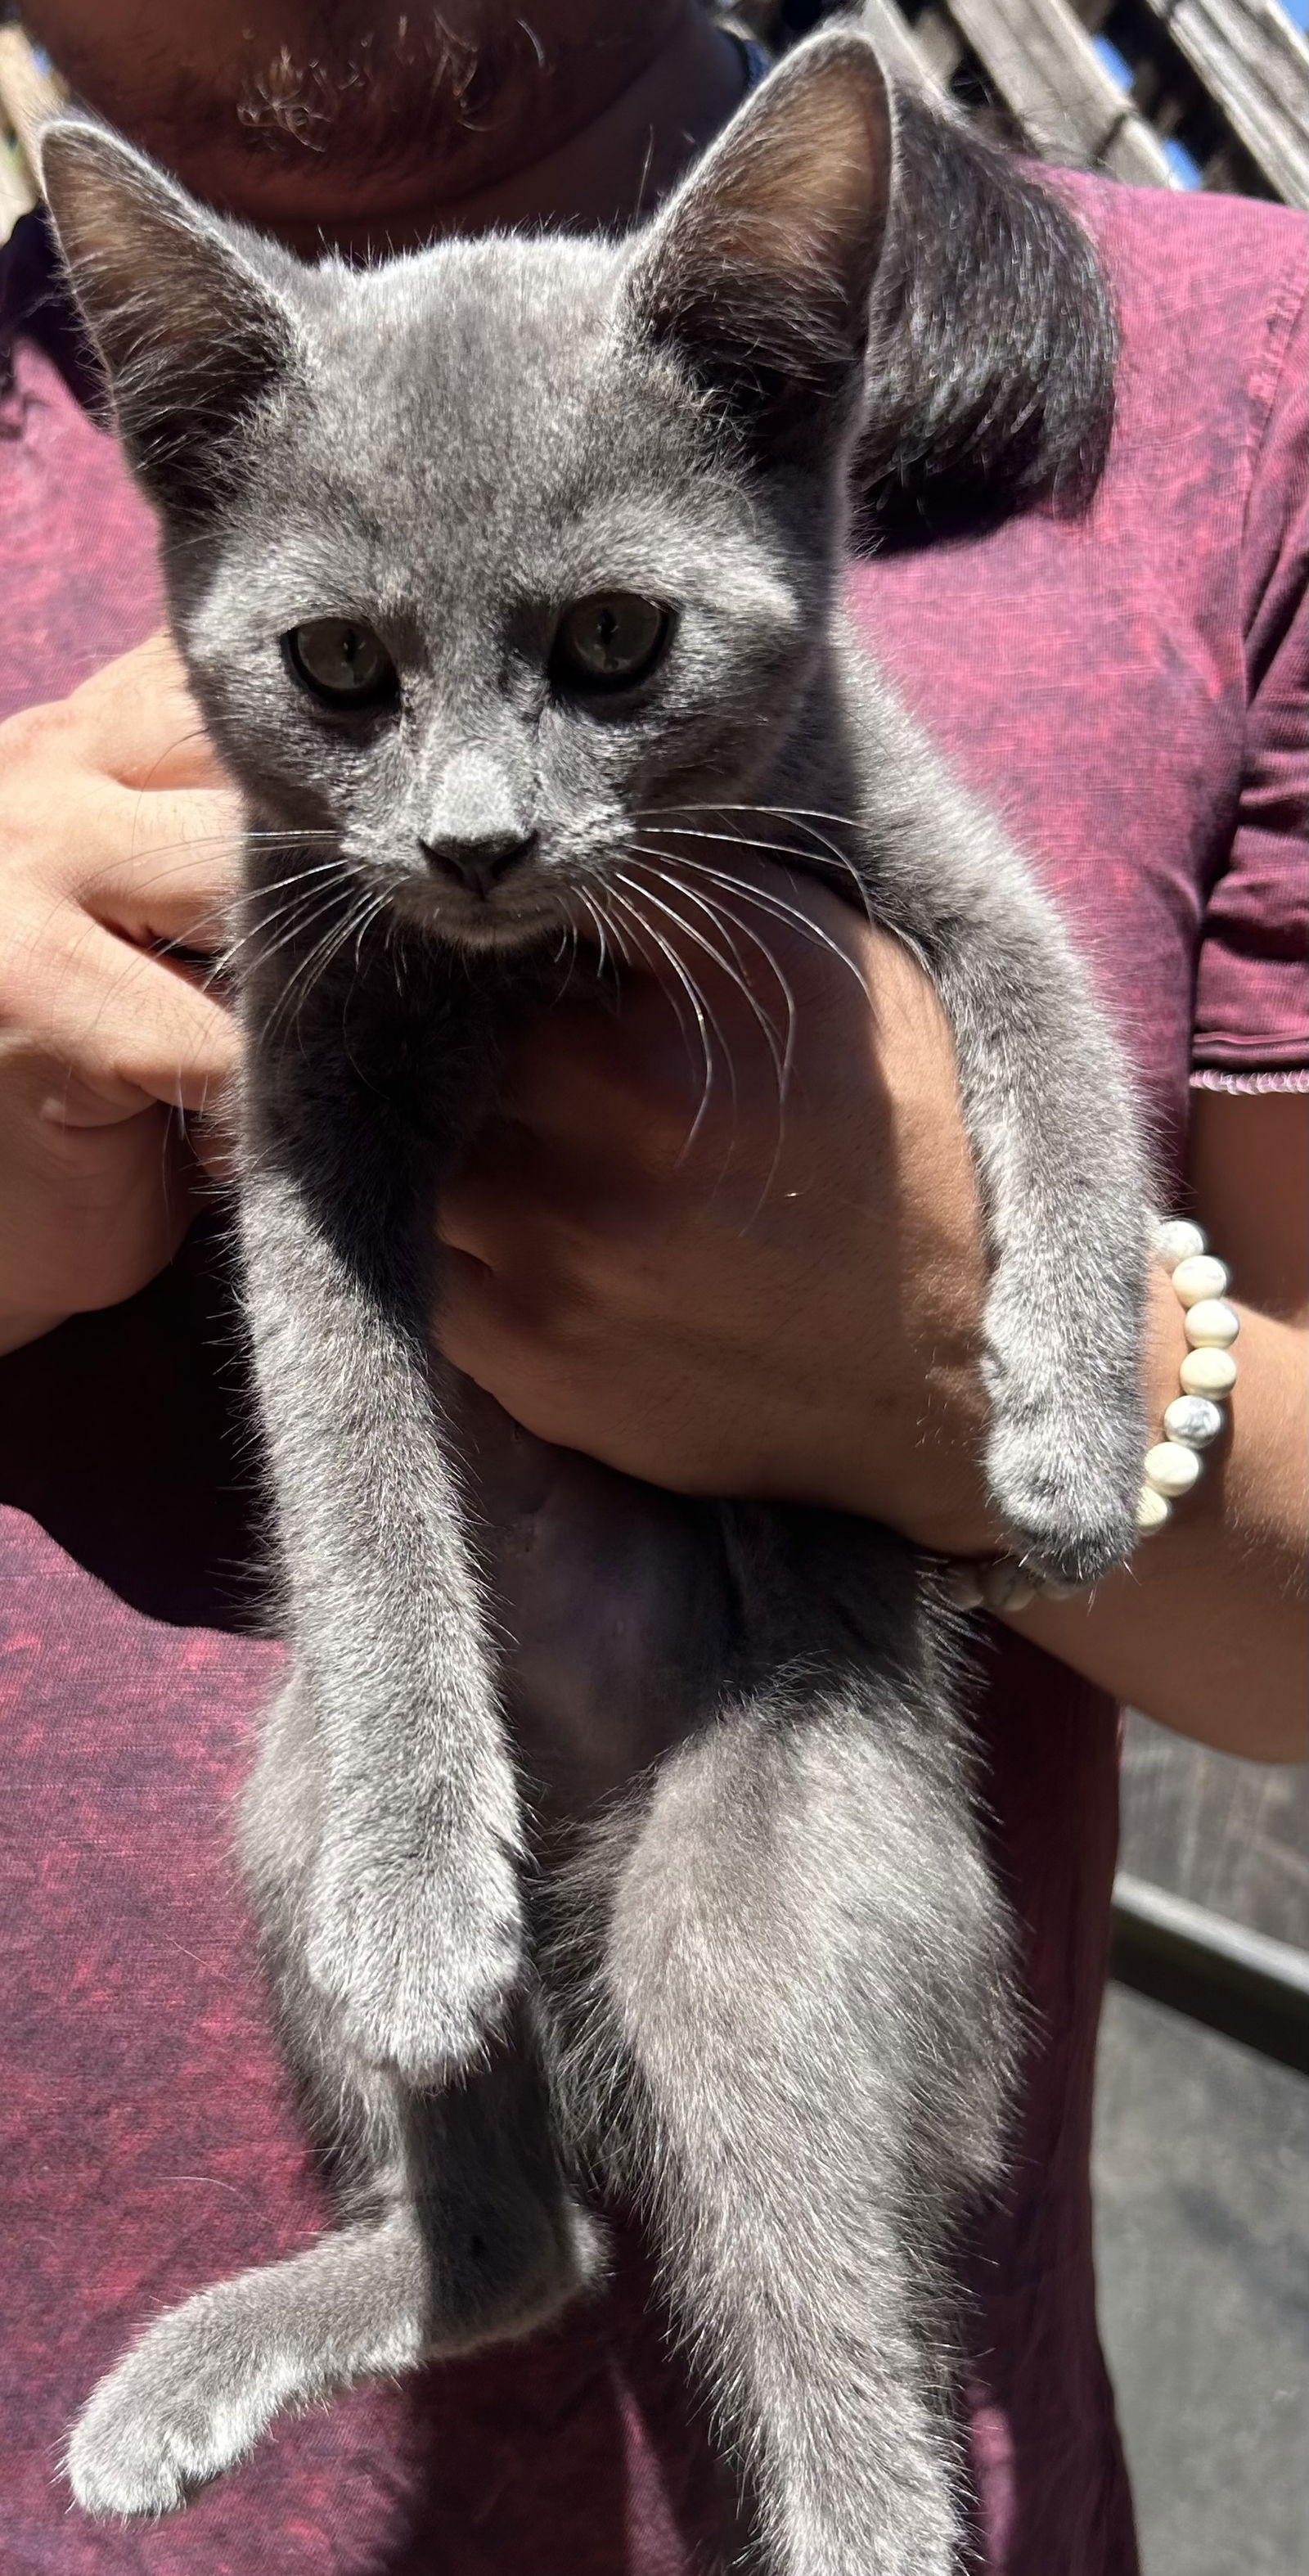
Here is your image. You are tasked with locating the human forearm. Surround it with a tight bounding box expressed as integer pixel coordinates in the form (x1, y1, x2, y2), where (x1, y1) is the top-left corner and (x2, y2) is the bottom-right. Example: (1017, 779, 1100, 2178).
(1004, 1272, 1307, 1761)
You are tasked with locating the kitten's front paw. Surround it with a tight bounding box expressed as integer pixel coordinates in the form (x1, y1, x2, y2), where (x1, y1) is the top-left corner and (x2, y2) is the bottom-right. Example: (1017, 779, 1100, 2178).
(306, 1836, 524, 2082)
(987, 1414, 1140, 1589)
(68, 2310, 273, 2518)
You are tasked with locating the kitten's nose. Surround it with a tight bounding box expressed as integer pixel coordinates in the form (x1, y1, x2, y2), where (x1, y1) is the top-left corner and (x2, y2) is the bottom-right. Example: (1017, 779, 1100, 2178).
(418, 745, 537, 899)
(418, 827, 538, 898)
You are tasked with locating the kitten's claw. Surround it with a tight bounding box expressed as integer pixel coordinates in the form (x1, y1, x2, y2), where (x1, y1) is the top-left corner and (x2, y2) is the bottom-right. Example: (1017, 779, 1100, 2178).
(305, 1839, 524, 2081)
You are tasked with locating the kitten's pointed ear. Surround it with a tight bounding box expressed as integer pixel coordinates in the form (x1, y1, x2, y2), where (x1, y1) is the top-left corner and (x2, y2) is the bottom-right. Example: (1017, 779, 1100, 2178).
(626, 32, 893, 462)
(39, 120, 299, 519)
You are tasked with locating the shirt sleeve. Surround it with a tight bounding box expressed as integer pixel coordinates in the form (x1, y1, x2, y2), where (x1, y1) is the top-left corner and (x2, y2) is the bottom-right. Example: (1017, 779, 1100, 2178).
(1191, 258, 1307, 1092)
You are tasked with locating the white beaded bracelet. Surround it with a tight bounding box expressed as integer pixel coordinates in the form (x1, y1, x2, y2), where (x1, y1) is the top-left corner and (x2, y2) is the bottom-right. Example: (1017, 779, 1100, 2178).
(948, 1217, 1237, 1614)
(1135, 1218, 1237, 1535)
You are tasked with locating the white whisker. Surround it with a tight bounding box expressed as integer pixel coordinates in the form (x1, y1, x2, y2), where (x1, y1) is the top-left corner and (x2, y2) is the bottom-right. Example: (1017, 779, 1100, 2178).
(574, 886, 611, 983)
(601, 880, 719, 1154)
(626, 857, 794, 1111)
(214, 880, 358, 986)
(152, 859, 352, 970)
(624, 861, 806, 1211)
(653, 854, 875, 1005)
(263, 889, 377, 1047)
(642, 801, 875, 925)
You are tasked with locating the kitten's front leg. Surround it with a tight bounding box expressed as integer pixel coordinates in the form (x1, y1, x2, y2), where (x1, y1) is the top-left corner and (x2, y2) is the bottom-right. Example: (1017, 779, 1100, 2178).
(242, 1155, 523, 2081)
(928, 881, 1152, 1586)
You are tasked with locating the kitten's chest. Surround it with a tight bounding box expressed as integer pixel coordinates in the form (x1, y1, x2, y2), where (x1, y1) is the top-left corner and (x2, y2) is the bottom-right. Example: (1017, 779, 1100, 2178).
(451, 1378, 732, 1818)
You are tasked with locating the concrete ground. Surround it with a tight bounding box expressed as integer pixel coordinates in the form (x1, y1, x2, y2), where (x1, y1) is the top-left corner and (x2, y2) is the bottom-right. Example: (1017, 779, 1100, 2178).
(1093, 1712, 1309, 2575)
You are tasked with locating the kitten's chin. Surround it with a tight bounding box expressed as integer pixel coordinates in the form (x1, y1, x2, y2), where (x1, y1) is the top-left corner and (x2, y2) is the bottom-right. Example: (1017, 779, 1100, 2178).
(391, 885, 567, 957)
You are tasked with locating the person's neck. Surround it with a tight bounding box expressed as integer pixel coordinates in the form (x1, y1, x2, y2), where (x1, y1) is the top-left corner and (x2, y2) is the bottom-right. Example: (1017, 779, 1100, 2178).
(164, 7, 749, 259)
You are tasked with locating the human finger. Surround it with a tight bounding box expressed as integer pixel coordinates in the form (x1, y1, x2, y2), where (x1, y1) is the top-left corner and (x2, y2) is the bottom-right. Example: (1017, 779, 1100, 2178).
(70, 630, 230, 790)
(14, 914, 241, 1123)
(79, 781, 248, 950)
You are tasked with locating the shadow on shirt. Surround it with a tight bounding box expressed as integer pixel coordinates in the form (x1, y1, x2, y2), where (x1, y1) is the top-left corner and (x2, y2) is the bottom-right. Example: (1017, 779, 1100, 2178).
(0, 1215, 266, 1632)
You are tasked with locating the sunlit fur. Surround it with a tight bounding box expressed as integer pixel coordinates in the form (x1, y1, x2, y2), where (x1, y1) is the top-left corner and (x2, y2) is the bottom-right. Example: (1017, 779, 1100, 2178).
(44, 30, 1149, 2570)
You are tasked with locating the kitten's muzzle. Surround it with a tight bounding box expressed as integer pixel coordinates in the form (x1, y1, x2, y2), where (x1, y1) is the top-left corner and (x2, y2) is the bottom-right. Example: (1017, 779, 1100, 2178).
(417, 827, 539, 900)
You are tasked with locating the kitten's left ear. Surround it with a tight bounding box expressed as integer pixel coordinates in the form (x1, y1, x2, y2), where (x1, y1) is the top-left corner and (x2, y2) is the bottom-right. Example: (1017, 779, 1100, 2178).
(39, 119, 301, 520)
(625, 30, 893, 462)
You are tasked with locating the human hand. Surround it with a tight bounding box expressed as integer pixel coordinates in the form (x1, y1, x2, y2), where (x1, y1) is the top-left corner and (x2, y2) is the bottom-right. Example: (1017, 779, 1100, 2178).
(0, 633, 242, 1355)
(438, 865, 999, 1554)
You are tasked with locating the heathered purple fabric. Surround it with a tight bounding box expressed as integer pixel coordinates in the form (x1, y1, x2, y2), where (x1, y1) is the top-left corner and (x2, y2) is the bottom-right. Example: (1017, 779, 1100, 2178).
(2, 174, 1306, 2575)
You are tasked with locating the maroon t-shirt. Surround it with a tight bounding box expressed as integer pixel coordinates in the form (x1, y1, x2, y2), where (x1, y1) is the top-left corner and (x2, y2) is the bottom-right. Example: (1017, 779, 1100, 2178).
(2, 174, 1306, 2575)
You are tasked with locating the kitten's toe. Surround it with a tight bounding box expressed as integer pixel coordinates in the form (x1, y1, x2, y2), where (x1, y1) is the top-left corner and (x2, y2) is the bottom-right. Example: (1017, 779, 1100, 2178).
(332, 1941, 520, 2084)
(67, 2329, 272, 2519)
(307, 1838, 524, 2082)
(987, 1416, 1140, 1587)
(68, 2424, 187, 2520)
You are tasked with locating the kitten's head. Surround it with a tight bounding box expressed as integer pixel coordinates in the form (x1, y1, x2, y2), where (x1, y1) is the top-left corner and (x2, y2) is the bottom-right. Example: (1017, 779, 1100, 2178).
(42, 34, 891, 956)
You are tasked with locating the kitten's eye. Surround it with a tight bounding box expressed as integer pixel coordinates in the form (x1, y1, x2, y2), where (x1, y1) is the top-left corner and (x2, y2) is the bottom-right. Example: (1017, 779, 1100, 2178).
(551, 592, 670, 695)
(284, 618, 398, 709)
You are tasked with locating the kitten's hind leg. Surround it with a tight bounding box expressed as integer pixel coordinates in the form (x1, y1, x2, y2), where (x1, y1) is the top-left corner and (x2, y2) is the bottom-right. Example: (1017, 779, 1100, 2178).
(549, 1687, 1010, 2576)
(67, 2200, 439, 2519)
(67, 2048, 601, 2520)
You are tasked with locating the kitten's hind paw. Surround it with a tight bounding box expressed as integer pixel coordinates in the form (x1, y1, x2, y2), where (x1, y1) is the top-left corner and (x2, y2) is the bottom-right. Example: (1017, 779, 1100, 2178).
(67, 2317, 278, 2519)
(306, 1836, 524, 2082)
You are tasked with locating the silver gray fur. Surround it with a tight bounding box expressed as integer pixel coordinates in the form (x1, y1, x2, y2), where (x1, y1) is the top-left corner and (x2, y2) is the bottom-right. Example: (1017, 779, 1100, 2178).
(43, 31, 1151, 2571)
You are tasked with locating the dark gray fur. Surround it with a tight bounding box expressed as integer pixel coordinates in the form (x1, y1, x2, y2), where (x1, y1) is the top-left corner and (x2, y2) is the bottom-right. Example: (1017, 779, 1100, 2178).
(43, 33, 1150, 2570)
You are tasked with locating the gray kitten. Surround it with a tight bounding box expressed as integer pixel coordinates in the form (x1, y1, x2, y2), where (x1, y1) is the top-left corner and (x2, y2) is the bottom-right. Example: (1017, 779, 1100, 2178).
(43, 31, 1149, 2573)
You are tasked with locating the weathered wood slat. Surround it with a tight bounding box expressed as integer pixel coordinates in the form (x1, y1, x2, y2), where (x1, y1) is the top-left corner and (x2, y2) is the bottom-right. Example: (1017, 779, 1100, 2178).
(947, 0, 1177, 184)
(854, 0, 945, 89)
(1139, 0, 1309, 209)
(0, 27, 61, 165)
(0, 138, 34, 242)
(0, 27, 66, 241)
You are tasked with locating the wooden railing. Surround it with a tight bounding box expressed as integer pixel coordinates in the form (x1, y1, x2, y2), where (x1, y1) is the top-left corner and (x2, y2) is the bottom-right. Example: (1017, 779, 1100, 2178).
(0, 25, 68, 240)
(849, 0, 1309, 205)
(1113, 1873, 1309, 2074)
(1136, 0, 1309, 205)
(938, 0, 1176, 182)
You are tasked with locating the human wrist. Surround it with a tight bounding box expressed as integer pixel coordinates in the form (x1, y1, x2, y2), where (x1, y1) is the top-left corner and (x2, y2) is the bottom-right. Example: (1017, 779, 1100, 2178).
(990, 1293, 1305, 1759)
(947, 1219, 1244, 1613)
(821, 1351, 996, 1554)
(1140, 1259, 1195, 1453)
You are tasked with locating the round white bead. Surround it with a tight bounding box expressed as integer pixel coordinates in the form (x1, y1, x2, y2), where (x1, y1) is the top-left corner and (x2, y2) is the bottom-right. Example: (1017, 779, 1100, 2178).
(1136, 1483, 1172, 1533)
(1163, 1394, 1225, 1449)
(1156, 1218, 1207, 1268)
(1170, 1254, 1230, 1307)
(1184, 1298, 1240, 1349)
(1180, 1345, 1238, 1398)
(1143, 1439, 1203, 1497)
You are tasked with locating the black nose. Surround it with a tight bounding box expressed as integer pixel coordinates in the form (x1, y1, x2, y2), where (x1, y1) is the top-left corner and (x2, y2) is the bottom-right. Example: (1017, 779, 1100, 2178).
(418, 829, 538, 897)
